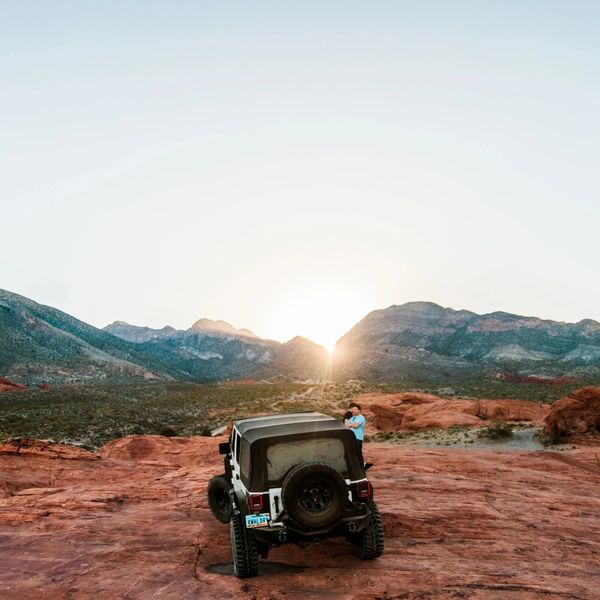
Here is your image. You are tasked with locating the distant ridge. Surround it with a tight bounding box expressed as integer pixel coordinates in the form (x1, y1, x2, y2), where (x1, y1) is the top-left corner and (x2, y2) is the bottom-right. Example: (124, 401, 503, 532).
(2, 289, 599, 385)
(104, 319, 258, 343)
(190, 318, 257, 339)
(0, 288, 184, 384)
(0, 288, 328, 385)
(333, 301, 600, 381)
(105, 320, 327, 382)
(104, 322, 180, 344)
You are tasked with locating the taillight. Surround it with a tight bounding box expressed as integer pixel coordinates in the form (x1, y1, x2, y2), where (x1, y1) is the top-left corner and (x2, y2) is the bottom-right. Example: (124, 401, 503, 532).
(249, 493, 263, 511)
(357, 480, 371, 499)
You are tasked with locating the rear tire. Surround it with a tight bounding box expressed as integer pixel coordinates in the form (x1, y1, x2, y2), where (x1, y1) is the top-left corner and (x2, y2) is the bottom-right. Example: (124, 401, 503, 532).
(207, 474, 233, 524)
(281, 462, 347, 530)
(351, 501, 384, 559)
(230, 513, 259, 578)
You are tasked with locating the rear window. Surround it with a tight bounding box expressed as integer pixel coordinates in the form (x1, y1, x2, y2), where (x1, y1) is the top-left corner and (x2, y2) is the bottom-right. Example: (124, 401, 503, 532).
(266, 438, 347, 482)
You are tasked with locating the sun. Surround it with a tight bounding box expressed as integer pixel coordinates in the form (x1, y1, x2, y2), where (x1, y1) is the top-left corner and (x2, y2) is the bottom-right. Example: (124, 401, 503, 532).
(263, 289, 369, 351)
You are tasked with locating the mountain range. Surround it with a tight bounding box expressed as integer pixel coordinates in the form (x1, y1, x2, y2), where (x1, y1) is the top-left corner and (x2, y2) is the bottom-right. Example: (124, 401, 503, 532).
(0, 289, 328, 384)
(1, 288, 599, 385)
(334, 301, 600, 381)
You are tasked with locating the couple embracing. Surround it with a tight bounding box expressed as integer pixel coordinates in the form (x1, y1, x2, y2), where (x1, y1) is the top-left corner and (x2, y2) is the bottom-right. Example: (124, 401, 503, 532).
(343, 402, 373, 471)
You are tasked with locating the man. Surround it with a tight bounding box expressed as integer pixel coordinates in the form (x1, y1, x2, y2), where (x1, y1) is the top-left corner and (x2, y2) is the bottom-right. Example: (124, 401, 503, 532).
(344, 402, 373, 470)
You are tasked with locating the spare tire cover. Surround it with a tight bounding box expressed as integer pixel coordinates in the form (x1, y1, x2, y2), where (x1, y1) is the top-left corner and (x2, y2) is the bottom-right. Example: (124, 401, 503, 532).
(281, 462, 347, 530)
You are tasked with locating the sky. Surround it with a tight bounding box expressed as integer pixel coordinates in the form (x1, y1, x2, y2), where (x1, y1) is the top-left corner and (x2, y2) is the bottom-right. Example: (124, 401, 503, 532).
(2, 1, 599, 351)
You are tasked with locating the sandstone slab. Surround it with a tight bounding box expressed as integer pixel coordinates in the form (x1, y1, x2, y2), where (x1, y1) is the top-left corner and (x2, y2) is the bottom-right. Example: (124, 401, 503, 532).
(544, 386, 600, 443)
(356, 392, 550, 432)
(1, 435, 599, 599)
(0, 376, 27, 392)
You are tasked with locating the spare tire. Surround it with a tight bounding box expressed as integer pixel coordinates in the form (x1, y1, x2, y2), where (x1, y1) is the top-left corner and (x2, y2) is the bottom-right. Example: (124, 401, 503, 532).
(281, 462, 347, 530)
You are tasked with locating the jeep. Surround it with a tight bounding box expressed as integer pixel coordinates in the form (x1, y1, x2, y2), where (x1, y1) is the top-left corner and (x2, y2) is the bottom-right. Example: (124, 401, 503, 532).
(207, 412, 384, 577)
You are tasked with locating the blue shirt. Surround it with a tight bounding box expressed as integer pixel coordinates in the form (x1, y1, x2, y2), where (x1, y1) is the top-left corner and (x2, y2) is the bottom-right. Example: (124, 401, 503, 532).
(348, 414, 365, 441)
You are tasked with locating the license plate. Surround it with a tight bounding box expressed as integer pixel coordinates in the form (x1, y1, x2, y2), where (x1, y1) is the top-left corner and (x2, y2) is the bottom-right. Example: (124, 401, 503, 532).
(245, 513, 270, 528)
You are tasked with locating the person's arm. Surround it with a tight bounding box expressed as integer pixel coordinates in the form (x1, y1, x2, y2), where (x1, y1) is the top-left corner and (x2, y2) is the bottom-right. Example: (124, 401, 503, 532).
(345, 416, 364, 429)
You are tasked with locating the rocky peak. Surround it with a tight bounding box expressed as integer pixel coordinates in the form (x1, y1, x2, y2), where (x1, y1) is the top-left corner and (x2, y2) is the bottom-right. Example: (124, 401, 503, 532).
(577, 319, 600, 334)
(189, 318, 257, 339)
(104, 322, 180, 344)
(333, 301, 600, 381)
(284, 336, 322, 348)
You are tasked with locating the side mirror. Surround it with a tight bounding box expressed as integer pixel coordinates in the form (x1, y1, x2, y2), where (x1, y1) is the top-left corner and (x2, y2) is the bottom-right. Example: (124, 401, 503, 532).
(218, 442, 231, 455)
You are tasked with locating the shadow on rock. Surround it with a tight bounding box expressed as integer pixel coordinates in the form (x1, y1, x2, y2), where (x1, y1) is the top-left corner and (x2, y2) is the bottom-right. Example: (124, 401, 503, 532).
(206, 562, 306, 576)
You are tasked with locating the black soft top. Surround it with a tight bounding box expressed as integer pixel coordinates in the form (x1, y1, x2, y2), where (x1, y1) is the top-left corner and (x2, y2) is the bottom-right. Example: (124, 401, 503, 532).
(233, 412, 363, 489)
(235, 412, 343, 443)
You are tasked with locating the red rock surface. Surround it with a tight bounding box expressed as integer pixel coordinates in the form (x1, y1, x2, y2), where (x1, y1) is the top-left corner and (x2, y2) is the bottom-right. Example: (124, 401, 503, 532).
(544, 386, 600, 442)
(1, 434, 600, 599)
(0, 376, 27, 392)
(355, 392, 550, 432)
(496, 372, 578, 385)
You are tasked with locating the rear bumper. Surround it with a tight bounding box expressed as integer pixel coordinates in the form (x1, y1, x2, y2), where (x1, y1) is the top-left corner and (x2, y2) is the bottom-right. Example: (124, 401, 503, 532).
(249, 500, 373, 541)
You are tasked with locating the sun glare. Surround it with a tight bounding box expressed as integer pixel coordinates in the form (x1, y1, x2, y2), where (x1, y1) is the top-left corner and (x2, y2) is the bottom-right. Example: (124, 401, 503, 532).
(264, 289, 367, 351)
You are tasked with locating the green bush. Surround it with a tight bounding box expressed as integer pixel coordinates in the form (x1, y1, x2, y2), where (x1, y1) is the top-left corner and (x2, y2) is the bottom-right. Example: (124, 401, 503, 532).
(160, 425, 179, 437)
(1, 377, 571, 450)
(477, 421, 513, 439)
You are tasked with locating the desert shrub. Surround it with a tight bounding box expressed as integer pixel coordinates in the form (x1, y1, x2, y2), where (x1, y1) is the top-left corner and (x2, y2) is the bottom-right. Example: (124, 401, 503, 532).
(534, 429, 557, 446)
(448, 424, 469, 433)
(160, 425, 179, 437)
(477, 421, 513, 439)
(2, 377, 573, 450)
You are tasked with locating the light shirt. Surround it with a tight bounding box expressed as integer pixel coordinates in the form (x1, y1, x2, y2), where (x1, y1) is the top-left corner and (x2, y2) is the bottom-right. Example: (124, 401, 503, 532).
(348, 414, 365, 441)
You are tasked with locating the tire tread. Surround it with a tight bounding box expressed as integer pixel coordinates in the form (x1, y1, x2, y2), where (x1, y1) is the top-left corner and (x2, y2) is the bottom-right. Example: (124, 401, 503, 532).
(352, 500, 384, 560)
(230, 513, 259, 578)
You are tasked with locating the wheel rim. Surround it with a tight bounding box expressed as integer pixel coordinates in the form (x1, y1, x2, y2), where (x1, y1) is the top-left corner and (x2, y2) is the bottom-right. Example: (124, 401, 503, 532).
(215, 490, 229, 512)
(281, 462, 347, 530)
(298, 479, 334, 513)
